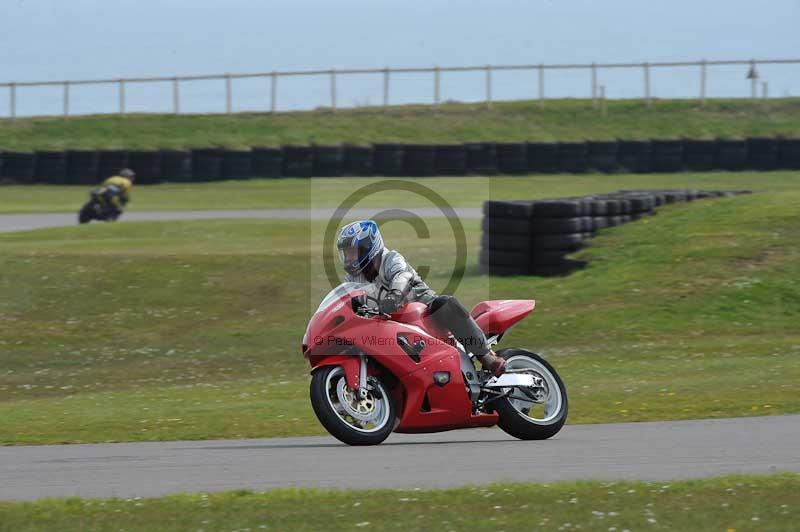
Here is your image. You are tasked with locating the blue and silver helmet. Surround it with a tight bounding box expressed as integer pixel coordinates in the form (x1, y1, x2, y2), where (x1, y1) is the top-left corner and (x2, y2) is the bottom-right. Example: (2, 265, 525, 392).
(337, 220, 384, 275)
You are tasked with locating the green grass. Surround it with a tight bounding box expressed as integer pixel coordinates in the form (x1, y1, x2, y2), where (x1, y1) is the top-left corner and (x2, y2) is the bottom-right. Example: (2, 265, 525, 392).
(1, 180, 799, 445)
(1, 171, 800, 213)
(0, 474, 797, 531)
(1, 99, 799, 151)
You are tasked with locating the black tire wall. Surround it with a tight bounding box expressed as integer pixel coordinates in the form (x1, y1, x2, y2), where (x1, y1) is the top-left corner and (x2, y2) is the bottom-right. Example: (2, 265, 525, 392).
(159, 150, 192, 182)
(252, 147, 283, 178)
(129, 151, 162, 184)
(1, 152, 37, 183)
(342, 145, 374, 176)
(97, 150, 130, 179)
(221, 150, 253, 180)
(66, 150, 99, 185)
(0, 137, 794, 184)
(283, 146, 314, 177)
(35, 151, 67, 184)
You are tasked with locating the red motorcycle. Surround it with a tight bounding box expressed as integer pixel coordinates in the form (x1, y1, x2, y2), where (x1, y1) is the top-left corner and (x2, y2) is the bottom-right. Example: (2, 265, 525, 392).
(303, 282, 568, 445)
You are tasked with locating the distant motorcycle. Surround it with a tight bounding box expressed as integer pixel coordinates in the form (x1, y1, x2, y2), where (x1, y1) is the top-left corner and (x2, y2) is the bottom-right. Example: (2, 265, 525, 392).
(303, 282, 568, 445)
(78, 186, 124, 224)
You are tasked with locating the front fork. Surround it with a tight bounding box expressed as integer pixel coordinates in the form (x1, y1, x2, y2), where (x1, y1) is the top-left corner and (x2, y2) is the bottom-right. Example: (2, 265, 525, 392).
(358, 354, 369, 399)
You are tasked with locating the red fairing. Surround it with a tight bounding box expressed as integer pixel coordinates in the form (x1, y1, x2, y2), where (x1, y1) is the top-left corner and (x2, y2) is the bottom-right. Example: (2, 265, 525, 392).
(303, 291, 530, 433)
(470, 299, 536, 335)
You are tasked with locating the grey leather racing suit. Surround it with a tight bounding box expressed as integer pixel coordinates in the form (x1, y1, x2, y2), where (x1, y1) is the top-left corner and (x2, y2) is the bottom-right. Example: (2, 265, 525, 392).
(345, 248, 490, 357)
(344, 248, 436, 305)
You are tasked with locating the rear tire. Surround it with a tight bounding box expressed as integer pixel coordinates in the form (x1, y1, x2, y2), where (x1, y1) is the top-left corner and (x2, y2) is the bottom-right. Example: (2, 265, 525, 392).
(494, 348, 568, 440)
(310, 365, 395, 446)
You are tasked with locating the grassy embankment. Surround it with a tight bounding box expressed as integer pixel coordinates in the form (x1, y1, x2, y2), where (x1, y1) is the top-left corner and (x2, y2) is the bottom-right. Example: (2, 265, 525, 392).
(1, 175, 798, 445)
(1, 98, 798, 151)
(0, 474, 797, 531)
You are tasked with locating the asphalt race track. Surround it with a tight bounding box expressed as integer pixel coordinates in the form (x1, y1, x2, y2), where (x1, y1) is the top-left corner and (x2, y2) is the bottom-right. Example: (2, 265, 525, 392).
(0, 207, 482, 233)
(2, 416, 798, 501)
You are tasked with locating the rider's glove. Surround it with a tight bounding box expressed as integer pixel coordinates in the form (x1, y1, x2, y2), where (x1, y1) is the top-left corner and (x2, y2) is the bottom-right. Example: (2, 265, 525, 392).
(379, 290, 403, 315)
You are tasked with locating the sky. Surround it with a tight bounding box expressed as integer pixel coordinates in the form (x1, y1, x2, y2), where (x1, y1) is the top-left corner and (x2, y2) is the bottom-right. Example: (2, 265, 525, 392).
(1, 0, 798, 116)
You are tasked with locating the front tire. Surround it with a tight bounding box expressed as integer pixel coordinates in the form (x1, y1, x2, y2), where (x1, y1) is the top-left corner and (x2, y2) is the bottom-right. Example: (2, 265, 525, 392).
(494, 348, 568, 440)
(310, 365, 395, 446)
(78, 202, 94, 224)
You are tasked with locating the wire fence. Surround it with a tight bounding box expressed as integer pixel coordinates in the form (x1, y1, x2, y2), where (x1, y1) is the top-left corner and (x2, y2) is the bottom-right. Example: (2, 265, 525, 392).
(2, 58, 799, 119)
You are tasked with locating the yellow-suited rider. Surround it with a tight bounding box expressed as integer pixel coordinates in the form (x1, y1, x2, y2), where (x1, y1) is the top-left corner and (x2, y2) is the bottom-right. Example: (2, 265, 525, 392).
(97, 168, 135, 216)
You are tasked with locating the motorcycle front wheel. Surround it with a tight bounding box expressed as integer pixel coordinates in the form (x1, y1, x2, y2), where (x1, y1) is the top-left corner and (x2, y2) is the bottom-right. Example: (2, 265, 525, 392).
(493, 348, 568, 440)
(310, 365, 395, 446)
(78, 202, 94, 224)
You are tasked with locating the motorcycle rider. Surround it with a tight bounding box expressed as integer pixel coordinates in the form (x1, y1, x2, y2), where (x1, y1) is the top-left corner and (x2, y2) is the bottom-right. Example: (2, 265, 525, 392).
(96, 168, 135, 217)
(337, 219, 506, 376)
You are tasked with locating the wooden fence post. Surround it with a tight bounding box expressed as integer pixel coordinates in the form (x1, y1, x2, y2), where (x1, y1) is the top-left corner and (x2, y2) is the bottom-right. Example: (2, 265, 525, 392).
(63, 82, 70, 118)
(330, 69, 337, 111)
(700, 60, 707, 107)
(119, 80, 126, 115)
(434, 66, 440, 108)
(172, 78, 180, 114)
(538, 64, 544, 109)
(270, 72, 277, 114)
(9, 82, 16, 119)
(485, 65, 492, 109)
(383, 68, 390, 110)
(225, 74, 232, 114)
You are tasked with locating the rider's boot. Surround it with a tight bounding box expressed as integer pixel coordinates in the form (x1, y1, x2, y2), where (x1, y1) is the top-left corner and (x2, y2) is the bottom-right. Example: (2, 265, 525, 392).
(479, 350, 506, 376)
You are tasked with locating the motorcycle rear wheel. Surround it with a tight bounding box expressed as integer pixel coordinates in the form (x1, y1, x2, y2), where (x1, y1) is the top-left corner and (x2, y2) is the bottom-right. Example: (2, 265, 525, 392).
(310, 365, 395, 446)
(493, 348, 568, 440)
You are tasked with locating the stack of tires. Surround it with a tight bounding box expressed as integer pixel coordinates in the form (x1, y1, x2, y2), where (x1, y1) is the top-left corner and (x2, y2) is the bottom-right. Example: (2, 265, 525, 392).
(403, 144, 436, 176)
(527, 142, 559, 173)
(558, 143, 589, 173)
(479, 199, 589, 277)
(191, 148, 223, 182)
(159, 150, 192, 182)
(312, 145, 343, 177)
(528, 199, 591, 276)
(684, 140, 716, 171)
(1, 152, 37, 183)
(342, 145, 374, 176)
(715, 140, 748, 170)
(779, 138, 800, 169)
(747, 138, 779, 170)
(651, 140, 684, 172)
(434, 144, 466, 175)
(97, 150, 130, 179)
(34, 151, 68, 184)
(252, 147, 283, 178)
(129, 151, 162, 184)
(587, 141, 618, 173)
(221, 149, 253, 180)
(617, 140, 652, 173)
(480, 189, 752, 277)
(496, 143, 527, 175)
(465, 142, 497, 175)
(66, 150, 100, 185)
(283, 146, 314, 177)
(479, 200, 535, 276)
(373, 144, 405, 176)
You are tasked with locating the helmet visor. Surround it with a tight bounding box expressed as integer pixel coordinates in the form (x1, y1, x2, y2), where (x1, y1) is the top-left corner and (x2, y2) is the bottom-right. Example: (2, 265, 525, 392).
(338, 246, 363, 273)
